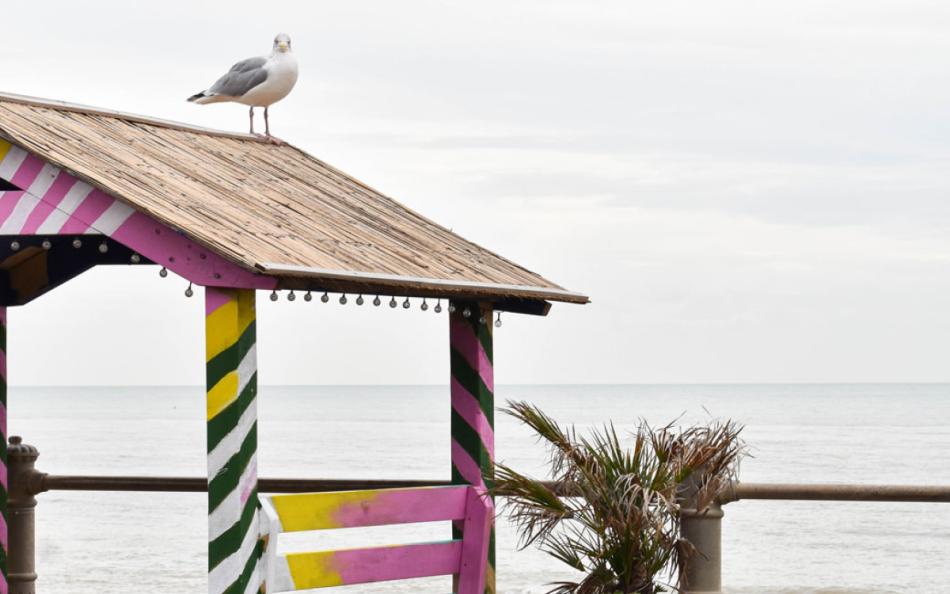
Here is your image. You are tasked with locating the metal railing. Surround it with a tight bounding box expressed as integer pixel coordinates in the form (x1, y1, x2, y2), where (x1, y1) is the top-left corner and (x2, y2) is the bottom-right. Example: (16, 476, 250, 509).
(6, 436, 950, 594)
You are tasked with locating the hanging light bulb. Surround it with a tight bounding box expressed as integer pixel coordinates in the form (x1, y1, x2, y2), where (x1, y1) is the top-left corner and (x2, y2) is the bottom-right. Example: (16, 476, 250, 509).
(130, 253, 141, 263)
(434, 300, 443, 313)
(185, 283, 194, 298)
(373, 295, 381, 307)
(41, 240, 52, 250)
(421, 298, 428, 311)
(356, 295, 364, 306)
(495, 312, 503, 328)
(321, 292, 329, 303)
(72, 238, 82, 249)
(159, 267, 169, 278)
(10, 241, 20, 251)
(448, 303, 456, 314)
(98, 241, 109, 254)
(463, 307, 472, 319)
(402, 297, 411, 309)
(304, 291, 313, 302)
(287, 290, 296, 302)
(479, 314, 486, 325)
(389, 296, 397, 308)
(270, 290, 279, 302)
(339, 294, 348, 305)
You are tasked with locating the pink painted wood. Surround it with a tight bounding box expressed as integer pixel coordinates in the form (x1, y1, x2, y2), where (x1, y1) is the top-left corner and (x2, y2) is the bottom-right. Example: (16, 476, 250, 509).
(0, 142, 275, 289)
(283, 486, 469, 532)
(325, 540, 462, 586)
(0, 307, 7, 594)
(267, 485, 492, 592)
(457, 488, 492, 594)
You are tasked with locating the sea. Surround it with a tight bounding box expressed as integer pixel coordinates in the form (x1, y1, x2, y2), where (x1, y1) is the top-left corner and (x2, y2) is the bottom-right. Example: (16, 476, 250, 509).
(8, 384, 949, 594)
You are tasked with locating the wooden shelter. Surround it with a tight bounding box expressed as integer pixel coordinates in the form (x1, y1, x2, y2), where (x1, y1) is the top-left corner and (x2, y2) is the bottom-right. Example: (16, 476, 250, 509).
(0, 92, 587, 593)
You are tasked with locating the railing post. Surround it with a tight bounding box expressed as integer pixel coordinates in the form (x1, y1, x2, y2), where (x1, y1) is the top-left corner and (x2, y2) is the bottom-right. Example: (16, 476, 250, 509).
(680, 502, 723, 594)
(8, 436, 39, 594)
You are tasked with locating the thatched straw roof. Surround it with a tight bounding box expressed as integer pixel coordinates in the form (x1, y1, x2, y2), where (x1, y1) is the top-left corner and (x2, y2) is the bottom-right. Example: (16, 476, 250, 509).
(0, 93, 587, 311)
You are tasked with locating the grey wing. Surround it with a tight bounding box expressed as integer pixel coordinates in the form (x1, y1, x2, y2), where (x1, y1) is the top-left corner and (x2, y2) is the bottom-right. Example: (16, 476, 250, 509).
(207, 57, 268, 97)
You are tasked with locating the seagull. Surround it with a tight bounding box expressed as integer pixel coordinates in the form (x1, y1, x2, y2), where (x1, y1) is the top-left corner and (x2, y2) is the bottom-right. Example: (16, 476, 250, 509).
(188, 33, 299, 139)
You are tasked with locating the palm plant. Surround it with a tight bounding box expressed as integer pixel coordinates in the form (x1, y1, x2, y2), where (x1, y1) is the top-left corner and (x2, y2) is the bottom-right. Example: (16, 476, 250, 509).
(491, 401, 745, 594)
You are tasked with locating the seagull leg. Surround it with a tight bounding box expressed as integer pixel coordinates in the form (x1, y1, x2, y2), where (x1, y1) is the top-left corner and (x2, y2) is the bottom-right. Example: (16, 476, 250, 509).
(249, 107, 255, 134)
(261, 107, 285, 144)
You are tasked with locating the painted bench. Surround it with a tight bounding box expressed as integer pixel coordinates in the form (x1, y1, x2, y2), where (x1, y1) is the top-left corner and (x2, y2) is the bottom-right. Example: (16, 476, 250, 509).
(258, 485, 493, 593)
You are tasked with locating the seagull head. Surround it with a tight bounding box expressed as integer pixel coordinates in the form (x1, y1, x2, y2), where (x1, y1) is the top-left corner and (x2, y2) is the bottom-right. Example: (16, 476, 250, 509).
(273, 33, 292, 53)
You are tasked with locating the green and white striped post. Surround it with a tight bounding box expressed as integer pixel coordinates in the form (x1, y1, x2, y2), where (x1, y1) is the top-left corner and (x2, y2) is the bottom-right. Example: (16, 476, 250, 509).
(205, 288, 261, 594)
(449, 302, 495, 594)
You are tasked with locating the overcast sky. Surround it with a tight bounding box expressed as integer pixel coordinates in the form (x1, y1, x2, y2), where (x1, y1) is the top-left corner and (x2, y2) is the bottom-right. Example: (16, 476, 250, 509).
(3, 1, 950, 385)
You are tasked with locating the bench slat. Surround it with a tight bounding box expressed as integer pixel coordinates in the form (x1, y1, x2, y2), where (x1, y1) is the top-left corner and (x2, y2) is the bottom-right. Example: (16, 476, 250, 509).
(283, 540, 463, 589)
(268, 485, 468, 532)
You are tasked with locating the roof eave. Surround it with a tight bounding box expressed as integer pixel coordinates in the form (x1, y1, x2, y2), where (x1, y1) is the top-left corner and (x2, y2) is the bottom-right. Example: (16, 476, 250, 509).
(257, 262, 590, 306)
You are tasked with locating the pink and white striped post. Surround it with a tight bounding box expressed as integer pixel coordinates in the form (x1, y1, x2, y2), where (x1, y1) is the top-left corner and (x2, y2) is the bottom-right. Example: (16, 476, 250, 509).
(0, 307, 7, 594)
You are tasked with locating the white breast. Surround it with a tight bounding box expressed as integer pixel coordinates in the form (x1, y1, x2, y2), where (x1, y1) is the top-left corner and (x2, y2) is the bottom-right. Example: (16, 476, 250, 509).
(239, 53, 299, 107)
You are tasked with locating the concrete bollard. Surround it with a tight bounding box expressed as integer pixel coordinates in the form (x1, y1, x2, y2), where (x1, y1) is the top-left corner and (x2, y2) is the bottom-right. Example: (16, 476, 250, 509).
(8, 436, 41, 594)
(680, 502, 724, 594)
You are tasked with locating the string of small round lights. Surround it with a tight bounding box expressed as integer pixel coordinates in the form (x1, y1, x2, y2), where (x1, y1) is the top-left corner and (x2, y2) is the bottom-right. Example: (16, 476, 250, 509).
(154, 271, 500, 326)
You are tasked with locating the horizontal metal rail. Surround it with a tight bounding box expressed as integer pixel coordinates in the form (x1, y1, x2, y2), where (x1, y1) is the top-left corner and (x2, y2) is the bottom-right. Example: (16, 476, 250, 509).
(730, 482, 950, 503)
(39, 474, 450, 494)
(32, 474, 950, 503)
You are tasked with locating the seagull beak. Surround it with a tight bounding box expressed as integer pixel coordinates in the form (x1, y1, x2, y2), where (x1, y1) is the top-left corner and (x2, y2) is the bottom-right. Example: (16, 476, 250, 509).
(278, 42, 289, 52)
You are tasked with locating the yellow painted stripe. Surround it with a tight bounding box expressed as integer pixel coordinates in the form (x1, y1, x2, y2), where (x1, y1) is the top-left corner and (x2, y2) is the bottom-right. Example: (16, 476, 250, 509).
(0, 140, 11, 164)
(286, 551, 343, 589)
(270, 490, 380, 532)
(236, 289, 255, 333)
(206, 299, 237, 361)
(207, 371, 239, 420)
(205, 295, 255, 362)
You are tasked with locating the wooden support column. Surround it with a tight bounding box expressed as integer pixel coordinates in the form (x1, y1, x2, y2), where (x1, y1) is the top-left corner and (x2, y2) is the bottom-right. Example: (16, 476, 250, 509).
(449, 302, 495, 594)
(0, 307, 7, 594)
(205, 288, 261, 594)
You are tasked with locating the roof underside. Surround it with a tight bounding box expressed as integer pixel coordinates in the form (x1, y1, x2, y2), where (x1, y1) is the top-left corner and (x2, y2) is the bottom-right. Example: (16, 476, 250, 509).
(0, 93, 587, 307)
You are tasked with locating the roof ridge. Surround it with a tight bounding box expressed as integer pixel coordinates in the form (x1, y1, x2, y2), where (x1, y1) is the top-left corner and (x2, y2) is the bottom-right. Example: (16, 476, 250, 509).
(0, 91, 270, 143)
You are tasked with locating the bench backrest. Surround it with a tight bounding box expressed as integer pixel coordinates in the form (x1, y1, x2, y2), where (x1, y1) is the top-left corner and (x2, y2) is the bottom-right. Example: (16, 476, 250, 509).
(258, 485, 492, 593)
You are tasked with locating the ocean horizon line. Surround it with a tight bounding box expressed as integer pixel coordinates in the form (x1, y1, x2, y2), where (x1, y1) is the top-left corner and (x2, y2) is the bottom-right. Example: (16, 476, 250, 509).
(8, 381, 950, 388)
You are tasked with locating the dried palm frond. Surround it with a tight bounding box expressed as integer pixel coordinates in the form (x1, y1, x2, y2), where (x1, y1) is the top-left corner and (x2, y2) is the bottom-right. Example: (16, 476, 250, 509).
(491, 401, 745, 594)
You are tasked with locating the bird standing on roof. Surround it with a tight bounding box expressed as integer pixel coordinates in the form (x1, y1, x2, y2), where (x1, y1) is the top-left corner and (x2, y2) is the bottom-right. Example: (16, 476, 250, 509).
(188, 34, 298, 140)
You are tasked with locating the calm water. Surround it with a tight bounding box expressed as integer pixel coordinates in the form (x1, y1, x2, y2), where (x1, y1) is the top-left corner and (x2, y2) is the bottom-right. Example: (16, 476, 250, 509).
(8, 384, 950, 593)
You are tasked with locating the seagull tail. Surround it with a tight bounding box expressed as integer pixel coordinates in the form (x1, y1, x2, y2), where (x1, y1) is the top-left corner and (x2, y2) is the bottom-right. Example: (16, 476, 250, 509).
(187, 91, 216, 104)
